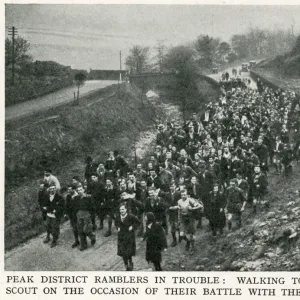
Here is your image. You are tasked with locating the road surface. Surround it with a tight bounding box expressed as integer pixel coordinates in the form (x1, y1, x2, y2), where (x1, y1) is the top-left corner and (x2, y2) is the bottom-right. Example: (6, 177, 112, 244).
(5, 221, 152, 271)
(5, 80, 118, 121)
(207, 65, 258, 90)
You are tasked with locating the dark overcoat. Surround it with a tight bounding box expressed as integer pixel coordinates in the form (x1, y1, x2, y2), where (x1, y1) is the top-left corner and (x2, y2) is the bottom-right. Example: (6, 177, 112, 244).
(115, 214, 140, 259)
(144, 222, 167, 264)
(206, 191, 226, 229)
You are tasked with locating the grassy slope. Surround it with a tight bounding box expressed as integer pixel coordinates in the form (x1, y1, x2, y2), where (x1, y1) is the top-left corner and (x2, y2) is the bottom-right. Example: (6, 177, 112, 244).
(253, 41, 300, 91)
(5, 83, 162, 250)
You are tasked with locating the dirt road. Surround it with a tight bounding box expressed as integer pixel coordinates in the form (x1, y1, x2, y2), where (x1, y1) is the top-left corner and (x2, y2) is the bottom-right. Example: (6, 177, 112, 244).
(5, 80, 118, 121)
(208, 65, 258, 90)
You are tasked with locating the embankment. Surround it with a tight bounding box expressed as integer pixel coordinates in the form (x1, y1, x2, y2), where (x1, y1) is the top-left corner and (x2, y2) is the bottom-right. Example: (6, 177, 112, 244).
(250, 67, 300, 92)
(5, 83, 162, 250)
(250, 69, 284, 90)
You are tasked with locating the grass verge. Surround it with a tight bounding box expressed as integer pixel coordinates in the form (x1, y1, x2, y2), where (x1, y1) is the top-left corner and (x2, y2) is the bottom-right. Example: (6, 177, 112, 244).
(5, 83, 159, 250)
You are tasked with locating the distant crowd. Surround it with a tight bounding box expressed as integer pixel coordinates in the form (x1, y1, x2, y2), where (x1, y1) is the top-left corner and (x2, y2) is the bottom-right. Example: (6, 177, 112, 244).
(38, 69, 300, 271)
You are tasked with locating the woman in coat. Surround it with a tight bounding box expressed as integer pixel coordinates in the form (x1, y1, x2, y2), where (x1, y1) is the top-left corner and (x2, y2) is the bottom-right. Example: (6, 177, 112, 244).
(143, 212, 167, 271)
(115, 203, 140, 271)
(206, 184, 226, 237)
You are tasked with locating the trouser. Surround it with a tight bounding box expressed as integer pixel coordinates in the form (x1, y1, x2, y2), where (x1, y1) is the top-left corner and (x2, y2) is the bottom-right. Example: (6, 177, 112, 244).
(77, 211, 95, 247)
(209, 221, 223, 236)
(70, 217, 79, 242)
(136, 213, 144, 235)
(170, 219, 179, 234)
(179, 215, 195, 241)
(269, 151, 274, 165)
(227, 212, 242, 230)
(96, 207, 106, 227)
(170, 218, 179, 241)
(283, 163, 292, 176)
(274, 159, 282, 173)
(45, 217, 60, 242)
(105, 208, 115, 231)
(41, 210, 47, 222)
(106, 215, 113, 232)
(90, 210, 96, 227)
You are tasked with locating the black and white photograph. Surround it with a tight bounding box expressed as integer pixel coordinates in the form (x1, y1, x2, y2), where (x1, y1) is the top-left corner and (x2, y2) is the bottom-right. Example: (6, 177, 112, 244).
(4, 2, 300, 272)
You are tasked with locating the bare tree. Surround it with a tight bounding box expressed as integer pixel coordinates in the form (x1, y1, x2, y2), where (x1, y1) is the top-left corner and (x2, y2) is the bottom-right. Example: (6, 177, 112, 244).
(5, 36, 32, 67)
(125, 46, 150, 73)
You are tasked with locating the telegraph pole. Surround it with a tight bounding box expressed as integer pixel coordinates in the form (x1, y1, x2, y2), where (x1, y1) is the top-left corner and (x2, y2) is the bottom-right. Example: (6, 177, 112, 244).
(118, 51, 122, 98)
(8, 26, 18, 86)
(120, 50, 122, 81)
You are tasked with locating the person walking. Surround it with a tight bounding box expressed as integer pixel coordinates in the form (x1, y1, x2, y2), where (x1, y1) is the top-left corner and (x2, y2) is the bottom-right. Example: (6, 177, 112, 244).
(207, 184, 226, 237)
(142, 212, 167, 271)
(115, 203, 140, 271)
(65, 185, 80, 248)
(170, 189, 202, 251)
(225, 179, 246, 230)
(76, 186, 96, 251)
(43, 184, 65, 248)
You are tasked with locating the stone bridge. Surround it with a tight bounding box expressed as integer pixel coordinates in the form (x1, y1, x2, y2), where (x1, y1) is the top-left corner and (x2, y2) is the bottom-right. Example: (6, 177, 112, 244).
(128, 72, 219, 90)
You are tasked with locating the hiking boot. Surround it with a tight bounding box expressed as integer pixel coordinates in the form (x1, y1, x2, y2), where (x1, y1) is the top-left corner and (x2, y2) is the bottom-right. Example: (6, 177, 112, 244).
(79, 245, 88, 251)
(104, 230, 112, 237)
(50, 241, 57, 248)
(43, 236, 50, 244)
(72, 241, 80, 248)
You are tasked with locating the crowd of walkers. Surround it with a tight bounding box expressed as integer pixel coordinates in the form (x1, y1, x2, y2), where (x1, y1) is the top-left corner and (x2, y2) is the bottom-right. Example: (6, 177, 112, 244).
(38, 72, 300, 271)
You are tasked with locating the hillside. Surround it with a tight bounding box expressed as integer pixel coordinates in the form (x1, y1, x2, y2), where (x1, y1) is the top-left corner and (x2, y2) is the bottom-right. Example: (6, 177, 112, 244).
(253, 35, 300, 91)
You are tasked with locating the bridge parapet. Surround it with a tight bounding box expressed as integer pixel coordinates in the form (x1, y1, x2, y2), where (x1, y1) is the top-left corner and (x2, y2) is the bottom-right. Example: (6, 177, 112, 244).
(129, 72, 220, 89)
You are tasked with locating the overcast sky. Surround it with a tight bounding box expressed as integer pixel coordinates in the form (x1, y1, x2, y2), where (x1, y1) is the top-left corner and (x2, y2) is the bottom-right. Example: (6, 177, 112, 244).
(5, 4, 300, 70)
